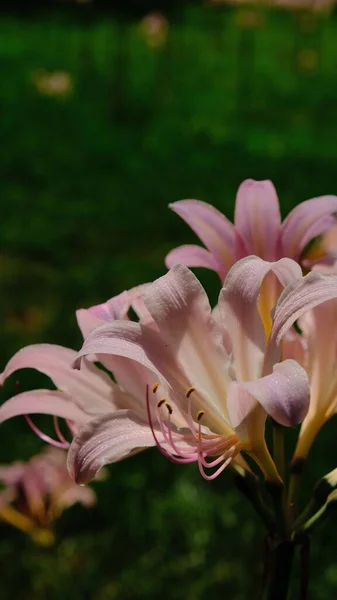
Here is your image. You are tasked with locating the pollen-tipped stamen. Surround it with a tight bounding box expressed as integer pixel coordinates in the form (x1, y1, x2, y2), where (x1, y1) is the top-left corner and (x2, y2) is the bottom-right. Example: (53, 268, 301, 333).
(146, 384, 241, 479)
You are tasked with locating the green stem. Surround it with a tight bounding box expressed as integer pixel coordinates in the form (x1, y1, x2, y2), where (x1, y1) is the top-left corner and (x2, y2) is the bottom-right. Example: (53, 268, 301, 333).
(271, 422, 287, 536)
(265, 540, 295, 600)
(287, 458, 306, 530)
(233, 470, 275, 532)
(272, 423, 285, 481)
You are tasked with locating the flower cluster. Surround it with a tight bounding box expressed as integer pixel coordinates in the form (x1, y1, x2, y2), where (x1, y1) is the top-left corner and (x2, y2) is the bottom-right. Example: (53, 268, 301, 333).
(1, 178, 337, 546)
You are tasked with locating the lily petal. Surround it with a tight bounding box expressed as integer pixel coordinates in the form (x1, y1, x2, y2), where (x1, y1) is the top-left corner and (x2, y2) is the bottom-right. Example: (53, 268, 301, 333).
(267, 271, 337, 369)
(0, 345, 114, 415)
(67, 410, 161, 484)
(169, 200, 236, 279)
(76, 286, 154, 339)
(75, 320, 188, 402)
(219, 256, 302, 380)
(281, 195, 337, 259)
(228, 360, 309, 429)
(234, 179, 281, 260)
(142, 264, 230, 416)
(165, 244, 218, 271)
(0, 390, 90, 425)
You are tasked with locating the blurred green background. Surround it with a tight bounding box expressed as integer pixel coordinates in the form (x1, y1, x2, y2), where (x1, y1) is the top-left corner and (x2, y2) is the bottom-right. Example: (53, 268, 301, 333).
(1, 1, 337, 598)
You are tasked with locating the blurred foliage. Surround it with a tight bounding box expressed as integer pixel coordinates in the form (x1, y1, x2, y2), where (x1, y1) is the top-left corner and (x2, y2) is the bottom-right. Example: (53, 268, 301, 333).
(1, 4, 337, 599)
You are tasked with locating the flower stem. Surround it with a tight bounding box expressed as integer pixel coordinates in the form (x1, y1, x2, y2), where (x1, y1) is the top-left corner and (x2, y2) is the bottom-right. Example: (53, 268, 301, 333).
(271, 421, 287, 536)
(233, 470, 275, 532)
(287, 457, 306, 530)
(265, 539, 295, 600)
(272, 421, 285, 481)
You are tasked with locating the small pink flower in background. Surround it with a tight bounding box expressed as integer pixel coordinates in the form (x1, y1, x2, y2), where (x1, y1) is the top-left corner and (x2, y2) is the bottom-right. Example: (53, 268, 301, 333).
(66, 259, 337, 486)
(0, 447, 95, 545)
(140, 13, 169, 48)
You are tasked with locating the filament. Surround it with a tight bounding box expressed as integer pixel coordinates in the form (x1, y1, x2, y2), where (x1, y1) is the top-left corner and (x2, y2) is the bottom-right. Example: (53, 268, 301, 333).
(24, 415, 70, 449)
(146, 384, 238, 479)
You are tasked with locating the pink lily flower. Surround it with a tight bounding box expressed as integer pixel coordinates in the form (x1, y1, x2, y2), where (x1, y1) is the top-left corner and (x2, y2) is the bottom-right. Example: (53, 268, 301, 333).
(65, 258, 337, 486)
(166, 180, 337, 314)
(0, 447, 95, 545)
(166, 179, 337, 276)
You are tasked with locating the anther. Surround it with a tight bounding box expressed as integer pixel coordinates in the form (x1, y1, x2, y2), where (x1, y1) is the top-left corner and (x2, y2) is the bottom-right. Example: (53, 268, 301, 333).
(157, 398, 166, 408)
(186, 386, 195, 398)
(197, 410, 205, 421)
(152, 382, 159, 393)
(165, 402, 173, 415)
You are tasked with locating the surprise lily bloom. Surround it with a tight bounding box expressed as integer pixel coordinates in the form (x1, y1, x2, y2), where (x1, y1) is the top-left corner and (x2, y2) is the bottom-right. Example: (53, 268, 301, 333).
(64, 258, 337, 486)
(166, 179, 337, 325)
(0, 447, 95, 545)
(166, 179, 337, 277)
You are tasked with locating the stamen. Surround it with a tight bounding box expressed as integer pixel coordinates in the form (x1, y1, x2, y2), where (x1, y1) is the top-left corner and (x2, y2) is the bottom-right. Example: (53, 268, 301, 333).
(24, 415, 70, 449)
(186, 386, 195, 398)
(165, 402, 173, 415)
(186, 393, 197, 434)
(53, 416, 68, 445)
(145, 384, 238, 479)
(152, 382, 159, 393)
(145, 385, 195, 464)
(199, 445, 237, 469)
(198, 454, 233, 481)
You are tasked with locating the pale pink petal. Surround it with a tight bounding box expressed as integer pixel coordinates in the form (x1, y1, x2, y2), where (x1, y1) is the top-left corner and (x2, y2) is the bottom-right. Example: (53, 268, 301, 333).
(267, 271, 337, 369)
(55, 484, 96, 509)
(0, 464, 26, 486)
(281, 195, 337, 259)
(219, 256, 302, 381)
(0, 390, 90, 425)
(296, 300, 337, 420)
(225, 385, 265, 447)
(228, 360, 309, 428)
(211, 305, 232, 354)
(142, 264, 231, 421)
(321, 224, 337, 258)
(108, 356, 165, 416)
(21, 464, 46, 517)
(75, 320, 186, 398)
(234, 179, 281, 260)
(169, 200, 236, 278)
(128, 285, 155, 326)
(282, 329, 308, 369)
(0, 344, 114, 415)
(76, 287, 154, 339)
(67, 410, 161, 484)
(165, 245, 218, 272)
(76, 309, 106, 340)
(76, 290, 131, 338)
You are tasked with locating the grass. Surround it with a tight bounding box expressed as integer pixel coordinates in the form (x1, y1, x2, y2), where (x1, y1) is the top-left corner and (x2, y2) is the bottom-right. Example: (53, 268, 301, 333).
(1, 4, 337, 598)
